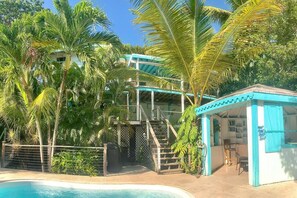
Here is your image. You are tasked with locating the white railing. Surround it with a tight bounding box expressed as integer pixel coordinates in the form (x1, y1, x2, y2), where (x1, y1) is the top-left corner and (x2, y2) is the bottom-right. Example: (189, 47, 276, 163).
(156, 106, 178, 141)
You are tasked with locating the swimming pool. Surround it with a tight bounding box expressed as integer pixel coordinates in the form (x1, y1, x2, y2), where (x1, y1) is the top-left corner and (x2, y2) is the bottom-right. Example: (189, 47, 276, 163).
(0, 180, 193, 198)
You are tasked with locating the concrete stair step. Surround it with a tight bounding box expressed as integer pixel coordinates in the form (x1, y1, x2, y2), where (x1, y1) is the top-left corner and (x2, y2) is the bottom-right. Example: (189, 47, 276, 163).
(159, 168, 183, 174)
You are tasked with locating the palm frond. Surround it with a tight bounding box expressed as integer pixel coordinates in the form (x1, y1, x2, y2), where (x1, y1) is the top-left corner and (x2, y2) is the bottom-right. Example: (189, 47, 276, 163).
(226, 0, 249, 11)
(133, 0, 193, 78)
(28, 88, 57, 127)
(204, 6, 232, 25)
(196, 0, 282, 102)
(73, 0, 110, 28)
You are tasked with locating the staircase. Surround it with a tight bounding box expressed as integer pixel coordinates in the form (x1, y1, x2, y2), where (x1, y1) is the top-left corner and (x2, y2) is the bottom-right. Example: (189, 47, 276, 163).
(150, 121, 183, 174)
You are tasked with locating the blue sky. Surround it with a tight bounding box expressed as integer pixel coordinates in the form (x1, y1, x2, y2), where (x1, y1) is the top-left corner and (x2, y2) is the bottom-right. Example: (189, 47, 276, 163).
(43, 0, 230, 46)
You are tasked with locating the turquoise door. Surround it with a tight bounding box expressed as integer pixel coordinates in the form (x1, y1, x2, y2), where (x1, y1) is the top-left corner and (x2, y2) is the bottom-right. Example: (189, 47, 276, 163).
(264, 103, 284, 152)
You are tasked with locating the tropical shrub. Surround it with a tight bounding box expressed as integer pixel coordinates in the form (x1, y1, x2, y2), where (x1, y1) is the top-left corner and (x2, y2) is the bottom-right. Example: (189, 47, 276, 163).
(51, 150, 100, 176)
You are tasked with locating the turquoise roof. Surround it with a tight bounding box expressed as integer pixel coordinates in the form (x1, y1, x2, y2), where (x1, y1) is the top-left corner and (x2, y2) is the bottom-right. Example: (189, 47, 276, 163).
(196, 84, 297, 115)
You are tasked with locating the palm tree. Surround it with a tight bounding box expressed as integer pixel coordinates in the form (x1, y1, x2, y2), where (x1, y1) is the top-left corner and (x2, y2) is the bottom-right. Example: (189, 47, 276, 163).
(205, 0, 249, 25)
(0, 15, 57, 172)
(132, 0, 281, 106)
(131, 0, 282, 172)
(37, 0, 122, 159)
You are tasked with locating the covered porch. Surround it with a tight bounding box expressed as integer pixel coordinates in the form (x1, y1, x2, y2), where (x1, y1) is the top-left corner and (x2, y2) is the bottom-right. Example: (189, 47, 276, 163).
(196, 84, 297, 187)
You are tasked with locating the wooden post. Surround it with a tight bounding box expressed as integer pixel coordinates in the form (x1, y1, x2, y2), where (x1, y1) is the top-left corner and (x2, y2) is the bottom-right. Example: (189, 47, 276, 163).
(1, 141, 5, 168)
(103, 144, 107, 176)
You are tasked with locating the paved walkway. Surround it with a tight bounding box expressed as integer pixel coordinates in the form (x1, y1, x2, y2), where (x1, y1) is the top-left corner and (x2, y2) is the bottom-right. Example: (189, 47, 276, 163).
(0, 165, 296, 197)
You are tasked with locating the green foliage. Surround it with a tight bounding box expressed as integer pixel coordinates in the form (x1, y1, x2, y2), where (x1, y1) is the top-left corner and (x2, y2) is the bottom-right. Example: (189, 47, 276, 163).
(51, 150, 100, 176)
(220, 0, 297, 95)
(132, 0, 282, 106)
(0, 0, 43, 25)
(172, 105, 201, 173)
(136, 145, 147, 164)
(132, 0, 282, 174)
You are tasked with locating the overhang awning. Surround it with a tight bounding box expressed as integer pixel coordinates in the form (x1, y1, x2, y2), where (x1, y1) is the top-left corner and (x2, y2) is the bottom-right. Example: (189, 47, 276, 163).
(196, 84, 297, 116)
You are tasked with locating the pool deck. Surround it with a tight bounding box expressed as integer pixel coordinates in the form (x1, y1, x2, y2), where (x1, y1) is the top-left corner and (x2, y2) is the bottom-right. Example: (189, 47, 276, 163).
(0, 165, 296, 197)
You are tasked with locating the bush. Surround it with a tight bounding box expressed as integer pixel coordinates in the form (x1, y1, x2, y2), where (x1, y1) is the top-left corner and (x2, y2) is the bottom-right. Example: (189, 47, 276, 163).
(51, 150, 100, 176)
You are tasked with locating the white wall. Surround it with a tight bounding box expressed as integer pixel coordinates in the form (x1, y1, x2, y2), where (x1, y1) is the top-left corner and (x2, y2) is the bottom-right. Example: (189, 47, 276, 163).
(258, 101, 297, 185)
(211, 146, 224, 171)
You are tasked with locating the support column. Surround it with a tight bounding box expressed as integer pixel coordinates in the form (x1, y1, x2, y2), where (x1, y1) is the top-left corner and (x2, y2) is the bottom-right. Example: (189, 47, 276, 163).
(247, 100, 260, 187)
(136, 58, 140, 120)
(202, 114, 211, 176)
(181, 80, 185, 113)
(151, 91, 154, 120)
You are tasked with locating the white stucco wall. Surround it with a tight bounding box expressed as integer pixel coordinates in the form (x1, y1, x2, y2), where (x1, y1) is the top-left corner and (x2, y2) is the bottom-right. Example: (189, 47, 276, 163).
(258, 101, 297, 185)
(211, 146, 224, 171)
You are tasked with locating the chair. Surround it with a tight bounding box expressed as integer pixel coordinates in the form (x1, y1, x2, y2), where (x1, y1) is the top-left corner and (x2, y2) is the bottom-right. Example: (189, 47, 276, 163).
(223, 139, 236, 165)
(235, 144, 248, 175)
(237, 156, 248, 175)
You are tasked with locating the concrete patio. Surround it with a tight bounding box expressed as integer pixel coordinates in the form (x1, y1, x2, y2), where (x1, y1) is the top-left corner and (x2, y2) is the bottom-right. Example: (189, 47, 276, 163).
(0, 165, 296, 197)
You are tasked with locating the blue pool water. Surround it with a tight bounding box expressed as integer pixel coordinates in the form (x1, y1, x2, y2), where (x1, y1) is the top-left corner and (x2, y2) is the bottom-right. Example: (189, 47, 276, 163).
(0, 181, 192, 198)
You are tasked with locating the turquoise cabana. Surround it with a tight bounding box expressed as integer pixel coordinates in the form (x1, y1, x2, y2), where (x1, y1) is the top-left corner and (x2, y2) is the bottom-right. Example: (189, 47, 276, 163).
(196, 84, 297, 186)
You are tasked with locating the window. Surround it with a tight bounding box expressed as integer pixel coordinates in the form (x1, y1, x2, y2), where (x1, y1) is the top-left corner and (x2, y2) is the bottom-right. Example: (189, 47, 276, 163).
(56, 57, 66, 62)
(284, 106, 297, 144)
(213, 119, 220, 146)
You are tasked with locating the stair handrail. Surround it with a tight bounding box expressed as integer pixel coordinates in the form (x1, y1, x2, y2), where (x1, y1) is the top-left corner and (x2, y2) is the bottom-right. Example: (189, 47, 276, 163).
(139, 105, 161, 173)
(156, 106, 178, 140)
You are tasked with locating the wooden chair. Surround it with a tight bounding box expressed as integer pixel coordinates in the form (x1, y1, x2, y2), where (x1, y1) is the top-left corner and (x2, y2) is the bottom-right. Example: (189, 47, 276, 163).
(223, 139, 236, 165)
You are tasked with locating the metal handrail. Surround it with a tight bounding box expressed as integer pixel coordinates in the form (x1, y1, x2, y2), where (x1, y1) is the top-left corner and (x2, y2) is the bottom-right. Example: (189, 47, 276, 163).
(156, 106, 178, 139)
(139, 105, 161, 172)
(1, 142, 108, 176)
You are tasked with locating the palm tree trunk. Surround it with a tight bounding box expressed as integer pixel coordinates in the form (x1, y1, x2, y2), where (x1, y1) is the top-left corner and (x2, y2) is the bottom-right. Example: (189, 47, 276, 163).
(35, 119, 45, 172)
(51, 55, 71, 161)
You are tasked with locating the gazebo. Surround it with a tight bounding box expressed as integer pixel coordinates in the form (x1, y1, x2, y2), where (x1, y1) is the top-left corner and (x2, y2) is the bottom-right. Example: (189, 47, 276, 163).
(196, 84, 297, 186)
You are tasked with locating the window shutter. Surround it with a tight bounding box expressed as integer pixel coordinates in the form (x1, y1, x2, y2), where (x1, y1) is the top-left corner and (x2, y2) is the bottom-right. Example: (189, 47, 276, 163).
(264, 103, 284, 152)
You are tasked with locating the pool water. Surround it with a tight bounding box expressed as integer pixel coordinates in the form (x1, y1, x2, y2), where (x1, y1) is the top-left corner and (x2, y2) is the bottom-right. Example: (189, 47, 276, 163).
(0, 181, 192, 198)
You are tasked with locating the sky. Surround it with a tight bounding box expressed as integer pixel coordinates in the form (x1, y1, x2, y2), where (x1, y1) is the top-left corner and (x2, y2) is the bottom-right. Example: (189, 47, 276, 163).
(43, 0, 231, 46)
